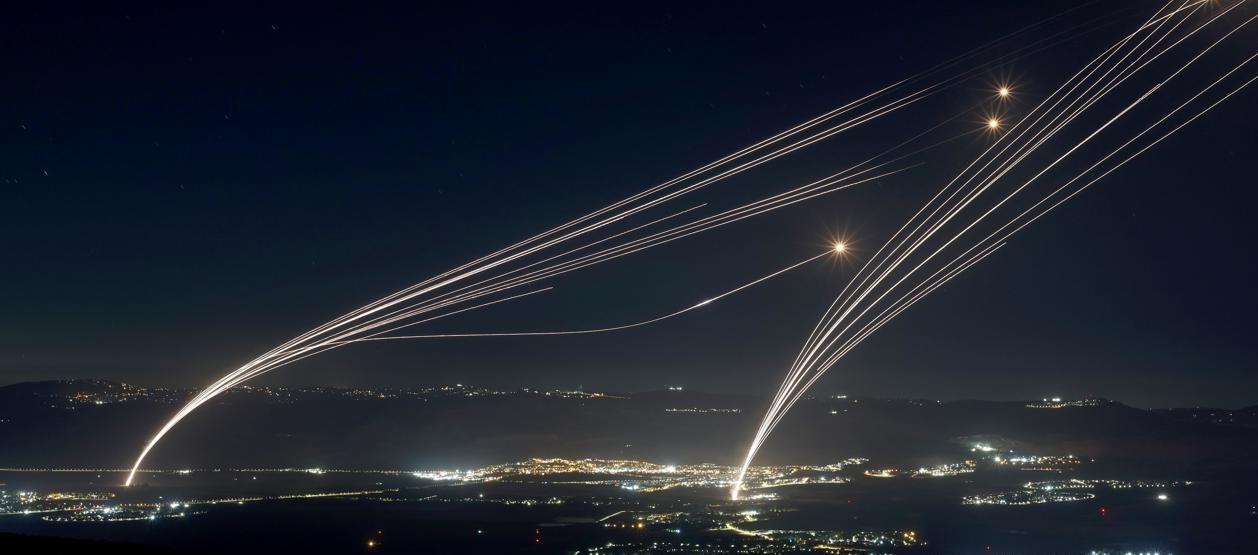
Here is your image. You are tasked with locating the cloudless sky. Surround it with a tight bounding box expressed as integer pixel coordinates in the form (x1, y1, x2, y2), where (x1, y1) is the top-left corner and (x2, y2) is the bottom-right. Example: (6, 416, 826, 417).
(2, 1, 1255, 407)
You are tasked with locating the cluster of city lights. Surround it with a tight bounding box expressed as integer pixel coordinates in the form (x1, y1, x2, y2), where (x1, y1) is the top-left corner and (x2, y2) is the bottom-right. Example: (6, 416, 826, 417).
(965, 478, 1190, 506)
(403, 457, 867, 494)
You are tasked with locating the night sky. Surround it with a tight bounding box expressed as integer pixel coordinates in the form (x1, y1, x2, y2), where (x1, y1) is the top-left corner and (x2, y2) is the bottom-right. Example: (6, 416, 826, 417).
(3, 2, 1255, 408)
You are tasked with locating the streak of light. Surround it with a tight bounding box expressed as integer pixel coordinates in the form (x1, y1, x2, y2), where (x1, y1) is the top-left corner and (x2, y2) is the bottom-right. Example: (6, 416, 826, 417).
(338, 249, 835, 343)
(732, 0, 1254, 499)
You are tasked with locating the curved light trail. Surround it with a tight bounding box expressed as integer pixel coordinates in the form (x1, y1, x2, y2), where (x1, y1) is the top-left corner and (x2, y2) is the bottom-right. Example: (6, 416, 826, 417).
(732, 0, 1256, 499)
(338, 249, 836, 343)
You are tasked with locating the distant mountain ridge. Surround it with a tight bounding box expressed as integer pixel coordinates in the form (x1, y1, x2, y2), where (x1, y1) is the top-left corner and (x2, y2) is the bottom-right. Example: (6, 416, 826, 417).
(1, 378, 1253, 413)
(1, 379, 1256, 475)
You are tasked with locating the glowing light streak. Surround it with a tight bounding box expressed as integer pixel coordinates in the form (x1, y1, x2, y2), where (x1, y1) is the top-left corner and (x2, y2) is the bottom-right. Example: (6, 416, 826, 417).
(733, 0, 1254, 498)
(340, 249, 835, 343)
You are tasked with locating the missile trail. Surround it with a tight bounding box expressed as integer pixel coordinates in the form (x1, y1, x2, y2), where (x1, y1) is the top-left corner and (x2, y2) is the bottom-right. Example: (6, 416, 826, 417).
(733, 0, 1256, 499)
(201, 116, 977, 375)
(746, 2, 1213, 491)
(336, 250, 835, 343)
(761, 0, 1217, 449)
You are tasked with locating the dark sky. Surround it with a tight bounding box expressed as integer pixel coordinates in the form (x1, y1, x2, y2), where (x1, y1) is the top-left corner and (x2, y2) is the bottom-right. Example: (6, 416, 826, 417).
(2, 2, 1255, 408)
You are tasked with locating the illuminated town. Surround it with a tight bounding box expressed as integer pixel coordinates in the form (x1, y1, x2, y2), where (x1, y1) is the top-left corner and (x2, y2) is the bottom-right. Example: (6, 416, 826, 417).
(411, 457, 869, 494)
(861, 460, 975, 479)
(0, 454, 1194, 517)
(1025, 397, 1108, 409)
(963, 479, 1192, 506)
(2, 445, 1208, 554)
